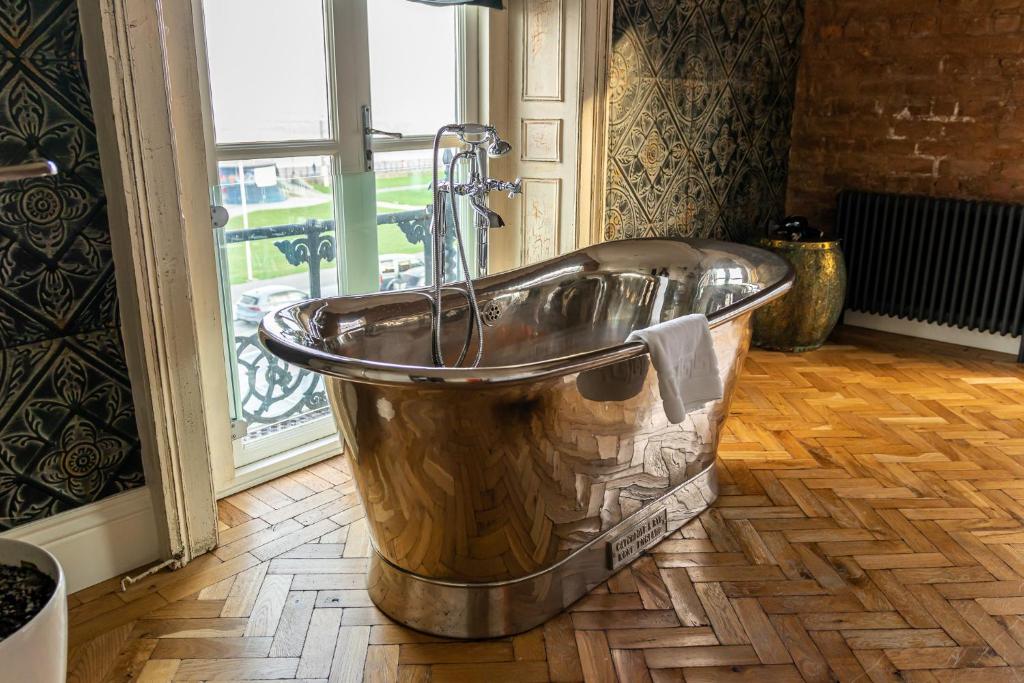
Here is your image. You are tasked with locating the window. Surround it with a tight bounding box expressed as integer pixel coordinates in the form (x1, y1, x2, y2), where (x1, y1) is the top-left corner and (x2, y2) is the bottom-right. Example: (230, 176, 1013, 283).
(198, 0, 479, 471)
(366, 0, 458, 136)
(204, 0, 331, 143)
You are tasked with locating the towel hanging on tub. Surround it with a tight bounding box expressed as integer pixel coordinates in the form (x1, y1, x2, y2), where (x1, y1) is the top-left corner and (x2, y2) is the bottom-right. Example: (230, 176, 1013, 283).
(627, 314, 724, 423)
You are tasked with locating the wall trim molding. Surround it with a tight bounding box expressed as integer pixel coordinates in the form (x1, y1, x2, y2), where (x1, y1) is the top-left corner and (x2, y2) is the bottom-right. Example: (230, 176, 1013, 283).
(2, 488, 159, 594)
(78, 0, 226, 564)
(845, 311, 1021, 356)
(495, 0, 603, 269)
(576, 0, 612, 248)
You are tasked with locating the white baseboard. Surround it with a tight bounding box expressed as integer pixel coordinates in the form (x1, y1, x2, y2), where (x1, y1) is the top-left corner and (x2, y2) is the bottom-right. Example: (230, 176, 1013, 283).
(1, 487, 159, 593)
(844, 311, 1021, 356)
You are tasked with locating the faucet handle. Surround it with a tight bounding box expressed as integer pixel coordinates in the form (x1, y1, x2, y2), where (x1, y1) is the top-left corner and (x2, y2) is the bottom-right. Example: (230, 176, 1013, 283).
(483, 177, 522, 198)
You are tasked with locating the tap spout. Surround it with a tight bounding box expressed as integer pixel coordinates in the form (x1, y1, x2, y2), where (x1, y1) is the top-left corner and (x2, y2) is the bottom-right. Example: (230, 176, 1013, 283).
(470, 196, 506, 228)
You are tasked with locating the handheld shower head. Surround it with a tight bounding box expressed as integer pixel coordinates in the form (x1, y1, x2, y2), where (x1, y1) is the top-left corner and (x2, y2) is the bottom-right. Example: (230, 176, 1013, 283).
(486, 138, 513, 157)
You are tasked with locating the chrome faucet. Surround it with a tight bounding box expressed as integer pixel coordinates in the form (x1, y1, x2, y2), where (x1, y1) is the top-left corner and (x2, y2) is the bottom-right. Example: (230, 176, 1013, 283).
(434, 125, 521, 227)
(469, 196, 505, 229)
(427, 124, 521, 368)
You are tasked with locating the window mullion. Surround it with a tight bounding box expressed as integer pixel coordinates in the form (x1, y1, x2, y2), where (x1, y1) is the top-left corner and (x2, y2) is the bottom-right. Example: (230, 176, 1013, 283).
(458, 6, 480, 124)
(215, 141, 344, 163)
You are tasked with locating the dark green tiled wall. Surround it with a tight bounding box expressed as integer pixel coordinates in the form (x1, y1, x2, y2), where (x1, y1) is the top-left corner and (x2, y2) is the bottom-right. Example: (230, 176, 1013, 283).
(0, 0, 144, 530)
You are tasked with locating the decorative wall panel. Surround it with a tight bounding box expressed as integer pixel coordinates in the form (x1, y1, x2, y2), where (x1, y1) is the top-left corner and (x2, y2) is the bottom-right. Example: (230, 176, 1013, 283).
(522, 0, 563, 101)
(521, 119, 562, 162)
(521, 178, 561, 263)
(604, 0, 805, 243)
(0, 0, 143, 530)
(499, 0, 582, 270)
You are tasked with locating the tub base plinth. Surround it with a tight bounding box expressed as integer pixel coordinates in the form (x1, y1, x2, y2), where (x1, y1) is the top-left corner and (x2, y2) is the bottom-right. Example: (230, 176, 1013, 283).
(366, 463, 719, 639)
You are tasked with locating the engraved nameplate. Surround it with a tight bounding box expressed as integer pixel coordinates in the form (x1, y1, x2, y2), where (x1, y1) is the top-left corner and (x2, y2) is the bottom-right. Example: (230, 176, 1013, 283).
(608, 508, 668, 570)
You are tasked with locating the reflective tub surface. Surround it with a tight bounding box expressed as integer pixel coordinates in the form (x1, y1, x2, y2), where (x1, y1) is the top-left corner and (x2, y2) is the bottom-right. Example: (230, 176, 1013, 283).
(260, 238, 792, 638)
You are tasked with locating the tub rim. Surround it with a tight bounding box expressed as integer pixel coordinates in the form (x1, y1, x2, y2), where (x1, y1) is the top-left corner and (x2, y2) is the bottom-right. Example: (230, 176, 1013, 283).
(258, 237, 795, 388)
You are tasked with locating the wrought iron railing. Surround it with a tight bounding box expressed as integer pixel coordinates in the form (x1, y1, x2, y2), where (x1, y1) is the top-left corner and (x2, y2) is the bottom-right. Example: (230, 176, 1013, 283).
(225, 207, 457, 434)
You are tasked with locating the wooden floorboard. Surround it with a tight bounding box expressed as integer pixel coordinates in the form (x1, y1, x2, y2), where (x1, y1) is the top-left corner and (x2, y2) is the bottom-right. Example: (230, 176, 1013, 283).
(67, 327, 1024, 681)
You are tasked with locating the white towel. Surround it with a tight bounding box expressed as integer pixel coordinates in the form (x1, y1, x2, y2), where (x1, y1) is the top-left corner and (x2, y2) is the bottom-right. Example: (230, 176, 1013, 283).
(627, 314, 723, 424)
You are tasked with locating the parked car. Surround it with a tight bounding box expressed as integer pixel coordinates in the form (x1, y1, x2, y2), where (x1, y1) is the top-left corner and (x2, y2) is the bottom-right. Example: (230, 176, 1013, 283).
(379, 253, 424, 291)
(235, 285, 308, 323)
(383, 265, 425, 291)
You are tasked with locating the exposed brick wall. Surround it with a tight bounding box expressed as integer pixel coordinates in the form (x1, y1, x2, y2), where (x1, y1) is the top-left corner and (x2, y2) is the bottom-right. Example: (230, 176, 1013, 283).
(786, 0, 1024, 232)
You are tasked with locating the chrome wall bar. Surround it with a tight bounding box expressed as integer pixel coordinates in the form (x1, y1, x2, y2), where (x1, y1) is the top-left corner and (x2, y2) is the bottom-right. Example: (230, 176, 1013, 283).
(0, 160, 58, 183)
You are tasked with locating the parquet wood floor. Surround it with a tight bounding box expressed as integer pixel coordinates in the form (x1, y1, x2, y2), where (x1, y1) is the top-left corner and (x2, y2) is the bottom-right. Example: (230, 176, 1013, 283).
(67, 327, 1024, 682)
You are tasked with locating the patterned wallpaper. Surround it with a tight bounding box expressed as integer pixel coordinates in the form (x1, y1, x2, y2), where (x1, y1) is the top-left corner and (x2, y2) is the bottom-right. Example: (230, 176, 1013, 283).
(605, 0, 805, 242)
(0, 0, 143, 530)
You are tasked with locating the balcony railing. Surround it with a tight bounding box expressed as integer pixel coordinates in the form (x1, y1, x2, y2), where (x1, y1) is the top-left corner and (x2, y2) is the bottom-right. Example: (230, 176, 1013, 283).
(225, 207, 458, 437)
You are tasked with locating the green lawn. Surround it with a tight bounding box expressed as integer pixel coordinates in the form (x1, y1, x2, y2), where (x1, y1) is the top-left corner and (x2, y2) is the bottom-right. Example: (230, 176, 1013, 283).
(378, 223, 426, 254)
(226, 222, 425, 285)
(377, 170, 432, 189)
(225, 201, 333, 230)
(223, 192, 429, 229)
(378, 189, 431, 209)
(223, 171, 435, 285)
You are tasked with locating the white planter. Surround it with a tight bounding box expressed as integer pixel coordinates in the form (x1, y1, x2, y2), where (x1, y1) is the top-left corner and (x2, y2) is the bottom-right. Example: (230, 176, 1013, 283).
(0, 539, 67, 683)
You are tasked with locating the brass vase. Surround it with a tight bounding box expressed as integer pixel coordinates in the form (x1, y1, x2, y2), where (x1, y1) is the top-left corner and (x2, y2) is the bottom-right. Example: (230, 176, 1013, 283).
(752, 238, 847, 352)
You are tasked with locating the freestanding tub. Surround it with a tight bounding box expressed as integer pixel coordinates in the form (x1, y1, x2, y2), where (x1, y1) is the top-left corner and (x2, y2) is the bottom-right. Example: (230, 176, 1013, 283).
(260, 238, 792, 638)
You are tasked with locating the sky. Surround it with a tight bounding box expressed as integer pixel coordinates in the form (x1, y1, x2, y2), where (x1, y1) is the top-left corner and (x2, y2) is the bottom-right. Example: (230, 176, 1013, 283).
(203, 0, 458, 145)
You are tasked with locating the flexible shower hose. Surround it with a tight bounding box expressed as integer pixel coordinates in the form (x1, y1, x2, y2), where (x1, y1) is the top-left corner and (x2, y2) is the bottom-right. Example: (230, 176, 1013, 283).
(428, 130, 485, 368)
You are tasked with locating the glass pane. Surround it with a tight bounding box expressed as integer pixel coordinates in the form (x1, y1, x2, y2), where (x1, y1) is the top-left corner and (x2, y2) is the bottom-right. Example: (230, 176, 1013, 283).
(375, 149, 430, 290)
(214, 156, 336, 441)
(367, 0, 458, 136)
(373, 149, 479, 290)
(203, 0, 331, 143)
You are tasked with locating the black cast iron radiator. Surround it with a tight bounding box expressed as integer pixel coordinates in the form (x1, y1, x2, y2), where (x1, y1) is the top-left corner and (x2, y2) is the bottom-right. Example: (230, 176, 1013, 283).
(835, 190, 1024, 361)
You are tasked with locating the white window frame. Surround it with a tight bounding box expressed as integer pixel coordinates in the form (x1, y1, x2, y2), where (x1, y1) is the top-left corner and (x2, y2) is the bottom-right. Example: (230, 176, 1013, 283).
(195, 0, 483, 489)
(79, 0, 610, 569)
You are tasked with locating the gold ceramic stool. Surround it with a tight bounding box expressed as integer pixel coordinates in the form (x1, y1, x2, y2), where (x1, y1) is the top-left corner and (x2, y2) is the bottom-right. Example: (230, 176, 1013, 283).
(753, 238, 847, 352)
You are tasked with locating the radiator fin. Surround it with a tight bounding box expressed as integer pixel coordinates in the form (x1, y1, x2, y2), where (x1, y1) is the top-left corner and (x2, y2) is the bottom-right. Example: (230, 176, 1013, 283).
(836, 190, 1024, 338)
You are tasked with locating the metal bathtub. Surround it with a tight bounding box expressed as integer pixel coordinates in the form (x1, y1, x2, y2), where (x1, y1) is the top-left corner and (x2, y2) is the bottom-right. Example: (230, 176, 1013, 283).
(260, 238, 793, 638)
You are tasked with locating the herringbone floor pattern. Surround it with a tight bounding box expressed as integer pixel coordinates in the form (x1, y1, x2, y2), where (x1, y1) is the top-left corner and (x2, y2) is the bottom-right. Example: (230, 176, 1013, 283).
(67, 328, 1024, 682)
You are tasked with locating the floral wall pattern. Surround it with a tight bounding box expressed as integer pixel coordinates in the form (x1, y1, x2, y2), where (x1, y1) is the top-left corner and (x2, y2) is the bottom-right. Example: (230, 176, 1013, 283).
(0, 0, 143, 530)
(605, 0, 805, 242)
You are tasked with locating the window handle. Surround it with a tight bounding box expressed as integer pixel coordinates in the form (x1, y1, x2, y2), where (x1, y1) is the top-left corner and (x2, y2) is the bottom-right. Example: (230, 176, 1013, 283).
(367, 127, 403, 140)
(362, 104, 403, 171)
